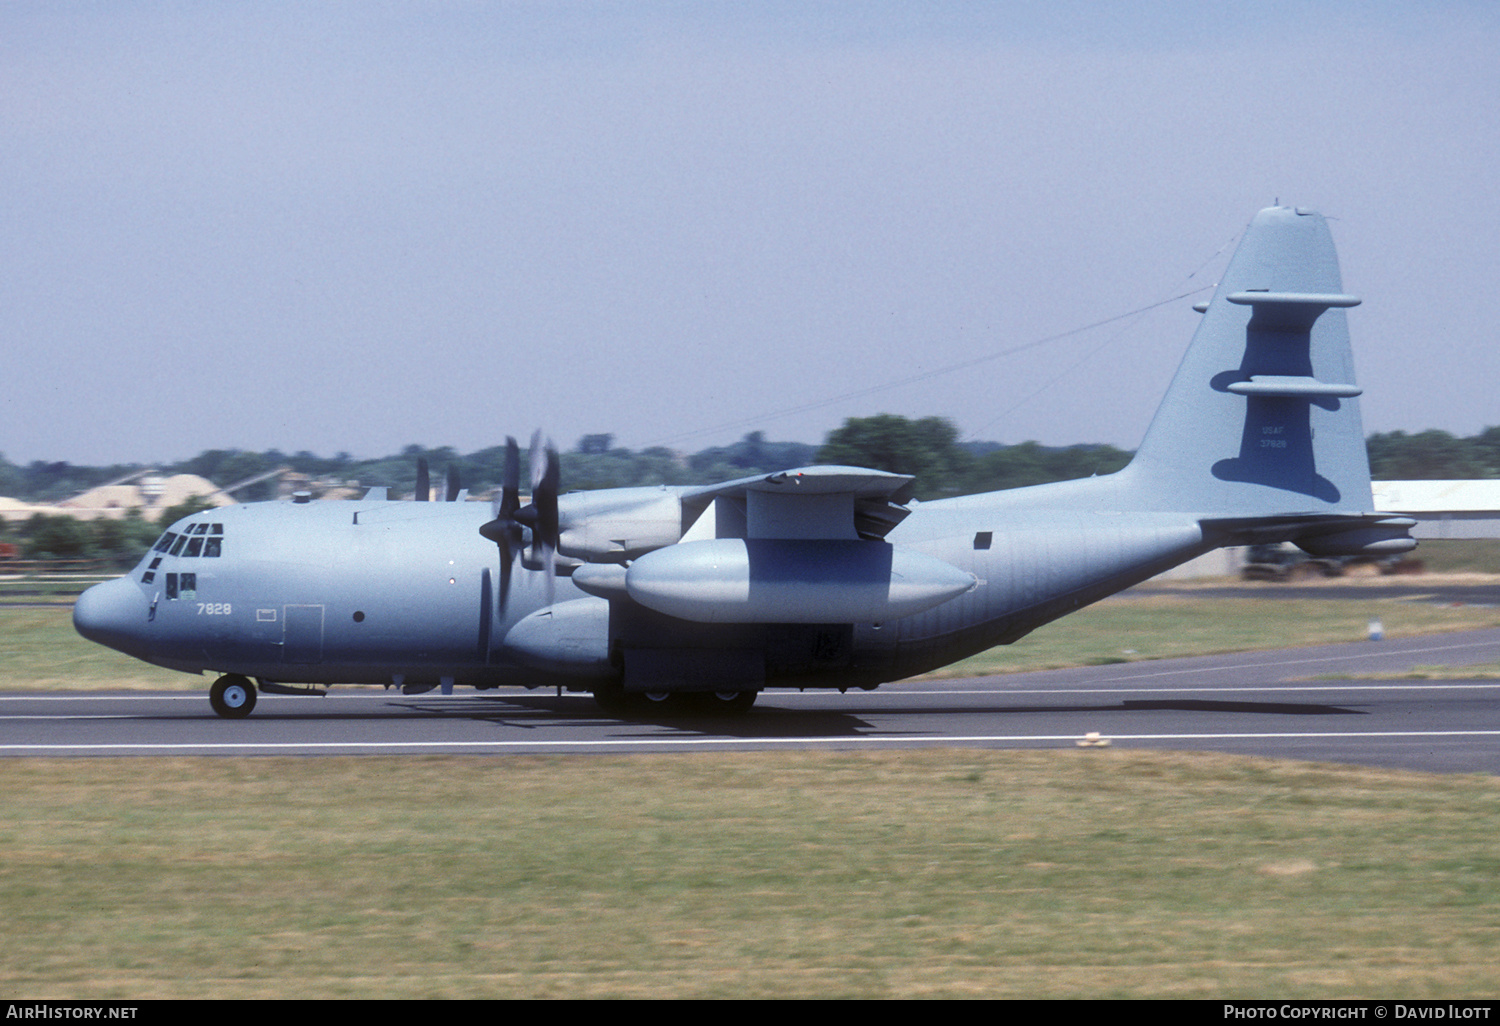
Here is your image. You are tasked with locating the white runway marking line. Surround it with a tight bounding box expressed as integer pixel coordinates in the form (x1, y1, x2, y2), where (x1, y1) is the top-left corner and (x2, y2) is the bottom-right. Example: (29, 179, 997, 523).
(0, 694, 207, 701)
(876, 683, 1500, 695)
(5, 729, 1500, 754)
(0, 715, 142, 720)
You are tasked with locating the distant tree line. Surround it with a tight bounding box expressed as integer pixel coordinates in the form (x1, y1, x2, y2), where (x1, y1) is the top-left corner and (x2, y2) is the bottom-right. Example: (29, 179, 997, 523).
(4, 421, 1499, 563)
(2, 498, 215, 564)
(1364, 428, 1500, 481)
(818, 415, 1131, 500)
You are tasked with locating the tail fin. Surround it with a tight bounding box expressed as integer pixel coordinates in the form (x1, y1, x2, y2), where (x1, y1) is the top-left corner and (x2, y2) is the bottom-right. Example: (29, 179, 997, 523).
(1122, 206, 1373, 517)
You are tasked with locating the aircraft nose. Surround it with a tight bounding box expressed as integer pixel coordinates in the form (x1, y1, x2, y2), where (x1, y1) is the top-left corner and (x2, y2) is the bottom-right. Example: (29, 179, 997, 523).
(73, 576, 151, 654)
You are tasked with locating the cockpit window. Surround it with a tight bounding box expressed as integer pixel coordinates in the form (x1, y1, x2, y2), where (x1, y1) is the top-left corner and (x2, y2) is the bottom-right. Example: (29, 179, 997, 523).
(154, 523, 226, 559)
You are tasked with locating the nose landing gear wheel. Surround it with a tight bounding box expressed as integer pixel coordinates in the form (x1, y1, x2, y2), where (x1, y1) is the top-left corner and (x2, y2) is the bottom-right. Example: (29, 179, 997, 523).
(210, 674, 257, 719)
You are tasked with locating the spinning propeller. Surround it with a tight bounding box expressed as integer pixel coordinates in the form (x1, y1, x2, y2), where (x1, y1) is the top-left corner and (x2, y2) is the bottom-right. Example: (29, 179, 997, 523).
(414, 458, 463, 502)
(479, 432, 561, 609)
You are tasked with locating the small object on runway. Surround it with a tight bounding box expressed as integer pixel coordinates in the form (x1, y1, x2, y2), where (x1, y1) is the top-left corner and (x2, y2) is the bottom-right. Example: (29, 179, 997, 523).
(1076, 731, 1112, 748)
(1368, 618, 1384, 641)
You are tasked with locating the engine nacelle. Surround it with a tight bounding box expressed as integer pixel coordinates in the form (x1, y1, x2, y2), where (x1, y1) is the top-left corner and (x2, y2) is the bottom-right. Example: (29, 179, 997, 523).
(624, 538, 975, 624)
(555, 487, 685, 562)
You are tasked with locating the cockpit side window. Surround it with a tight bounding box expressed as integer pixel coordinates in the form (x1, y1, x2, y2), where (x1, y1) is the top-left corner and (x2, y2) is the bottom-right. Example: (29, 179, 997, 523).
(154, 532, 178, 553)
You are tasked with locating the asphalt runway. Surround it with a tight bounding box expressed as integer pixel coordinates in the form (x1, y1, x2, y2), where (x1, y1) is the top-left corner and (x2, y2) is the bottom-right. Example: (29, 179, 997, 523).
(5, 627, 1500, 774)
(1134, 580, 1500, 604)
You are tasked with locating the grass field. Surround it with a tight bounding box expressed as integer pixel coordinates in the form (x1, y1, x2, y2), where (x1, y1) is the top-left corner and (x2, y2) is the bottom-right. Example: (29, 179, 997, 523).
(2, 751, 1497, 999)
(4, 585, 1500, 997)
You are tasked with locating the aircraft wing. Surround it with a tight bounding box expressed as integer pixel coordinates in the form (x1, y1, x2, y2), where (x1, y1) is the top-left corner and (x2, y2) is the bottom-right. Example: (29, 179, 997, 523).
(548, 465, 916, 563)
(679, 465, 916, 542)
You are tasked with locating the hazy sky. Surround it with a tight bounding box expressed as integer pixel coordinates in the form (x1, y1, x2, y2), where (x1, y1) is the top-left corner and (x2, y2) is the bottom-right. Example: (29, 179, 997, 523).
(3, 1, 1497, 466)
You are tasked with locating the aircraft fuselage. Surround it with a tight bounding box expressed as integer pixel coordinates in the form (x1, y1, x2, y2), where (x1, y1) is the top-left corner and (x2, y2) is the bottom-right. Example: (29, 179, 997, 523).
(75, 470, 1212, 696)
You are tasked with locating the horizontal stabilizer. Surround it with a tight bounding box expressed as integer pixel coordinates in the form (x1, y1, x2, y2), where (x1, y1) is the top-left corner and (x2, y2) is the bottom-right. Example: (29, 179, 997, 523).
(1202, 512, 1417, 555)
(1226, 376, 1361, 398)
(1226, 291, 1360, 331)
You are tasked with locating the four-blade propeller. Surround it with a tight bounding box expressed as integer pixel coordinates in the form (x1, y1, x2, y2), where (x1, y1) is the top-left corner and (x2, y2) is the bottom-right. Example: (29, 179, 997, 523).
(479, 432, 561, 610)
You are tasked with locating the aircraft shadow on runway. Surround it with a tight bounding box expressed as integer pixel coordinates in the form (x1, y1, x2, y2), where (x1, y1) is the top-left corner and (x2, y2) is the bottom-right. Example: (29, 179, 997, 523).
(368, 692, 1369, 739)
(138, 691, 1367, 743)
(389, 694, 886, 739)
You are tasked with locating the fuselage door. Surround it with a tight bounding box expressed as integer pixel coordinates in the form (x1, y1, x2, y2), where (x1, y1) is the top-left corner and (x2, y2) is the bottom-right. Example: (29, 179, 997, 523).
(283, 604, 325, 664)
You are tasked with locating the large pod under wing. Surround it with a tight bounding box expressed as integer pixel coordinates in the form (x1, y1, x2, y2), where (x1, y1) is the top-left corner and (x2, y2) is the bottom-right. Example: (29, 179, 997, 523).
(625, 538, 975, 624)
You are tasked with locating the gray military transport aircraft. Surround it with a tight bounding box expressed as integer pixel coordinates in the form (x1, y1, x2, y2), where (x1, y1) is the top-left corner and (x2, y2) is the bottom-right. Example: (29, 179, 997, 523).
(74, 206, 1415, 718)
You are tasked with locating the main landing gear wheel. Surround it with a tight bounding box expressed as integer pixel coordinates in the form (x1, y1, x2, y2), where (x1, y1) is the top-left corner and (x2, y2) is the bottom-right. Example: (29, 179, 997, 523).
(592, 684, 688, 716)
(591, 685, 758, 717)
(210, 674, 257, 719)
(691, 690, 759, 714)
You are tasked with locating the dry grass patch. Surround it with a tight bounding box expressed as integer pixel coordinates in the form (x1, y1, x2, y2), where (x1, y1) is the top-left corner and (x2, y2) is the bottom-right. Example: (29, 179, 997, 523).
(2, 750, 1498, 998)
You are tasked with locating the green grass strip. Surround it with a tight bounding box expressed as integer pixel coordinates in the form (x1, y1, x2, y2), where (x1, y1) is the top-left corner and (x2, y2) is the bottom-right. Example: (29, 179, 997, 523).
(2, 751, 1497, 998)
